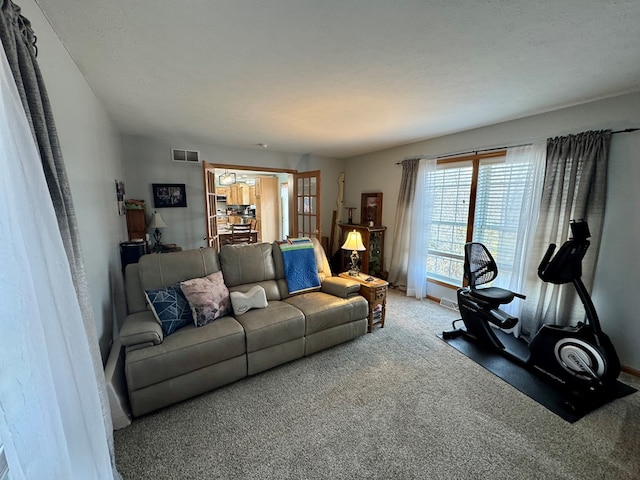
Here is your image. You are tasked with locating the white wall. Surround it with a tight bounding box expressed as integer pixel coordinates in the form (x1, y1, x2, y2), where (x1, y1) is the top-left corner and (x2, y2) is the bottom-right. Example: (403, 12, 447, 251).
(345, 91, 640, 370)
(122, 134, 345, 251)
(21, 0, 127, 362)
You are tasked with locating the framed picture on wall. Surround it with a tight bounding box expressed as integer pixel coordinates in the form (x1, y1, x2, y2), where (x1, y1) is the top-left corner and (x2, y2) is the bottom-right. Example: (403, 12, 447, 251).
(115, 179, 126, 215)
(361, 192, 383, 226)
(152, 183, 187, 208)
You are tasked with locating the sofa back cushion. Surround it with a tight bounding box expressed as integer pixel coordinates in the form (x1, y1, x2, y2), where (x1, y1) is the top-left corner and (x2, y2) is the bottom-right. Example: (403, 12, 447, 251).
(126, 248, 221, 314)
(272, 237, 331, 298)
(219, 243, 282, 300)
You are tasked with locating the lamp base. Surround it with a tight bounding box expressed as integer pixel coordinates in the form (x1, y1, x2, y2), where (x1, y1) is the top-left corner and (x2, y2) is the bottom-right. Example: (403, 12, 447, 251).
(153, 228, 163, 252)
(348, 250, 360, 276)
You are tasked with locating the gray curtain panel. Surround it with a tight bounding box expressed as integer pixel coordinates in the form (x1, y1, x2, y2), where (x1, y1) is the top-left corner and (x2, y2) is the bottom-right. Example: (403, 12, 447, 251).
(520, 130, 611, 337)
(0, 0, 118, 475)
(388, 158, 420, 289)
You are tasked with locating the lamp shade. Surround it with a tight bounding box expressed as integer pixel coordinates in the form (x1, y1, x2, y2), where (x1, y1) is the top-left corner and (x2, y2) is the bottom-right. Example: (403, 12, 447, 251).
(341, 230, 366, 251)
(149, 211, 167, 228)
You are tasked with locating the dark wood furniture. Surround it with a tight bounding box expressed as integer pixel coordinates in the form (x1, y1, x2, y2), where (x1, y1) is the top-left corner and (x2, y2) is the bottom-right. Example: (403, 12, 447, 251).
(339, 272, 388, 332)
(119, 241, 148, 273)
(154, 244, 182, 253)
(361, 192, 383, 226)
(126, 209, 146, 241)
(339, 223, 386, 277)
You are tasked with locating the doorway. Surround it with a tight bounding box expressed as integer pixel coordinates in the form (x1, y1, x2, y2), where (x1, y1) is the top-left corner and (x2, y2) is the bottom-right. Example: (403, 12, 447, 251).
(280, 182, 289, 239)
(202, 162, 320, 250)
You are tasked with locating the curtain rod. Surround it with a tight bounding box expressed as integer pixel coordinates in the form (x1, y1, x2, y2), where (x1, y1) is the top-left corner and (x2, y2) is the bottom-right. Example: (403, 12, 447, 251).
(395, 143, 531, 164)
(395, 128, 639, 164)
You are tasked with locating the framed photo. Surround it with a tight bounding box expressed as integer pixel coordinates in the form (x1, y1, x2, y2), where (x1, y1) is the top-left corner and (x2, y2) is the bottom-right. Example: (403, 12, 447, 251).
(115, 179, 126, 215)
(152, 183, 187, 208)
(361, 192, 383, 226)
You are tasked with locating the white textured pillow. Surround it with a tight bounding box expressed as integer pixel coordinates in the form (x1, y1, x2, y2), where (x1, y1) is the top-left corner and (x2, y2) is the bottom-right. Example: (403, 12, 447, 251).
(230, 285, 268, 316)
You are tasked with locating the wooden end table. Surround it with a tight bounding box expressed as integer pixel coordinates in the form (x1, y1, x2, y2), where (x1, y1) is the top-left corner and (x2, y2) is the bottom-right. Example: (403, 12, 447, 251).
(339, 272, 388, 333)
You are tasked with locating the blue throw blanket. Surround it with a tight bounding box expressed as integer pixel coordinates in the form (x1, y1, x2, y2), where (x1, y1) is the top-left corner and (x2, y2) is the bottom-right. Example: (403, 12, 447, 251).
(278, 238, 321, 294)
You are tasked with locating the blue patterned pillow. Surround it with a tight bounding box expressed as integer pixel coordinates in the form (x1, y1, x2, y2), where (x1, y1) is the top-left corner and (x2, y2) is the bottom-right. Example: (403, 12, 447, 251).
(144, 283, 193, 336)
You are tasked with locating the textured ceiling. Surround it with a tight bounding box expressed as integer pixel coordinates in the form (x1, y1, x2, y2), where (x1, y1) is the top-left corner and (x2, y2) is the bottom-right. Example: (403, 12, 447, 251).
(35, 0, 640, 158)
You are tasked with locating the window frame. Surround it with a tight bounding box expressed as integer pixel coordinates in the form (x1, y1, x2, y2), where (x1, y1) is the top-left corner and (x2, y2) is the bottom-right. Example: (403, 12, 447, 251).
(426, 150, 507, 288)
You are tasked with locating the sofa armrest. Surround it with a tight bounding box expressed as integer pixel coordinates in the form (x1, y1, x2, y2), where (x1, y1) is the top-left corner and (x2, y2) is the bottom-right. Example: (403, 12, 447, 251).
(119, 311, 163, 348)
(320, 276, 362, 298)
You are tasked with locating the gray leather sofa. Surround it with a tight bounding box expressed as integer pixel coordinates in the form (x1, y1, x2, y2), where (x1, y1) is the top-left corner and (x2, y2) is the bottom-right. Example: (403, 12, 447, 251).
(119, 238, 368, 417)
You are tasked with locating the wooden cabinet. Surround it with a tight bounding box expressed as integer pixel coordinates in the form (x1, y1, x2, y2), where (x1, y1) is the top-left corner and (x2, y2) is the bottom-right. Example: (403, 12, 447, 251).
(339, 273, 388, 332)
(255, 176, 279, 242)
(339, 224, 386, 278)
(224, 184, 254, 205)
(240, 184, 251, 205)
(126, 209, 147, 241)
(216, 186, 229, 198)
(227, 184, 239, 204)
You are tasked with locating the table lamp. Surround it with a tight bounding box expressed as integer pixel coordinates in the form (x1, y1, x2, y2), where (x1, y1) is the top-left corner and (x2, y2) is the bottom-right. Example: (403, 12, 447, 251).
(342, 230, 366, 276)
(149, 211, 167, 252)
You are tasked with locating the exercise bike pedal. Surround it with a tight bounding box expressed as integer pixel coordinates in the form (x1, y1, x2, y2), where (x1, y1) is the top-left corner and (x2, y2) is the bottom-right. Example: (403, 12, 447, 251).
(442, 319, 466, 340)
(442, 328, 465, 340)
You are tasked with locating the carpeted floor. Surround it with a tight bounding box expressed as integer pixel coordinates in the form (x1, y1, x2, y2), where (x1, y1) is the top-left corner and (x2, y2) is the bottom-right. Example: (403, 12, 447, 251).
(114, 289, 640, 479)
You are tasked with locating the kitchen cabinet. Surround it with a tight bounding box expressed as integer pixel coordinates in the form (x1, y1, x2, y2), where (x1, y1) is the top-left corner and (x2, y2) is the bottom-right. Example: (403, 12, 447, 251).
(224, 183, 253, 205)
(255, 176, 279, 242)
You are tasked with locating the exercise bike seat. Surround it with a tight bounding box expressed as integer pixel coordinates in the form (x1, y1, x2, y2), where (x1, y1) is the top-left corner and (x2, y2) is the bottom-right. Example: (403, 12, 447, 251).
(469, 286, 517, 305)
(464, 242, 525, 309)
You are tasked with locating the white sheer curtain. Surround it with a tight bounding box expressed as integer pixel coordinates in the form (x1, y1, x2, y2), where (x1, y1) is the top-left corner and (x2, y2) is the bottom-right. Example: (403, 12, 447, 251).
(0, 45, 115, 479)
(406, 158, 437, 299)
(493, 143, 546, 321)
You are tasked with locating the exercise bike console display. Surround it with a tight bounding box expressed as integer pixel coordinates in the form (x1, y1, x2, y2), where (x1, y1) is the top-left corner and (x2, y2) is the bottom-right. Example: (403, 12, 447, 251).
(443, 220, 620, 395)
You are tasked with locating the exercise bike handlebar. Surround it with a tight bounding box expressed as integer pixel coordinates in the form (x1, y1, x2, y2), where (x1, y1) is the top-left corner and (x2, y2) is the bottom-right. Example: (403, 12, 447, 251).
(538, 243, 557, 278)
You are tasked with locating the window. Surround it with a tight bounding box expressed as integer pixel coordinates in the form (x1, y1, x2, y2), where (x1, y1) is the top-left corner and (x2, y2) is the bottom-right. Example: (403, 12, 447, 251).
(426, 152, 534, 287)
(426, 160, 472, 284)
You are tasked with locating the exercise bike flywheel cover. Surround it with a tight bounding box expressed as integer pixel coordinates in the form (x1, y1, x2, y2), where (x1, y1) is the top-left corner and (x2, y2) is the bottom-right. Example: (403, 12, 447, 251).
(554, 338, 606, 378)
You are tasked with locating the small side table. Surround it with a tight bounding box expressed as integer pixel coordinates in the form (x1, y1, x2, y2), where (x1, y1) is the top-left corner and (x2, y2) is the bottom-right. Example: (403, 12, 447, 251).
(151, 245, 182, 254)
(339, 272, 388, 333)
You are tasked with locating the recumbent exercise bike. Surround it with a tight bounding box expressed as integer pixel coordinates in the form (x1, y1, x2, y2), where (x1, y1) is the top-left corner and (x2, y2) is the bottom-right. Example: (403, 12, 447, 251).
(443, 220, 620, 393)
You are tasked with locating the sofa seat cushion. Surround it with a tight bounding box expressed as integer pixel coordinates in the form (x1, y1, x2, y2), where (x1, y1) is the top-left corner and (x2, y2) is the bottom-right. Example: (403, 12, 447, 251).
(125, 316, 245, 390)
(284, 292, 368, 335)
(233, 301, 304, 353)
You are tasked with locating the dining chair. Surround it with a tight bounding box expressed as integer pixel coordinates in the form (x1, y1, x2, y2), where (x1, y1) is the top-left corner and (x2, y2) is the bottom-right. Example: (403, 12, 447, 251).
(231, 223, 253, 244)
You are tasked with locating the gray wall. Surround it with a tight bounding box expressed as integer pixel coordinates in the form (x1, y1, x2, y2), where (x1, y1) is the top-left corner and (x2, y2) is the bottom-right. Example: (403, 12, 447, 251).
(121, 134, 345, 251)
(21, 0, 128, 363)
(345, 91, 640, 370)
(21, 0, 640, 371)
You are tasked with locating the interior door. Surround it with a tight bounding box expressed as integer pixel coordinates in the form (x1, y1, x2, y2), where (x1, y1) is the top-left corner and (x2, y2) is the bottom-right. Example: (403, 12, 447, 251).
(293, 170, 321, 239)
(202, 161, 219, 249)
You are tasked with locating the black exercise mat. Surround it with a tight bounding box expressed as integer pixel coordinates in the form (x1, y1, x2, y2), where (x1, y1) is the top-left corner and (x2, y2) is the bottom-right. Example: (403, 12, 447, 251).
(438, 333, 637, 423)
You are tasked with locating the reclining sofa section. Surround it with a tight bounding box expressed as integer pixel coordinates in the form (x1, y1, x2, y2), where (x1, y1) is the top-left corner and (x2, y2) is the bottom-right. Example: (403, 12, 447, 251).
(119, 239, 368, 417)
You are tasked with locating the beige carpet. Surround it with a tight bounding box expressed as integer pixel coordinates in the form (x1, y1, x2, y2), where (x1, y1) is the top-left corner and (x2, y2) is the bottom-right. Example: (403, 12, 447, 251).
(115, 289, 640, 479)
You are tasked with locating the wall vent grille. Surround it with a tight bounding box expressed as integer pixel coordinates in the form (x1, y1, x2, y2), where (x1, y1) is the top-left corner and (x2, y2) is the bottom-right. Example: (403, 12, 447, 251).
(439, 298, 459, 311)
(171, 148, 200, 164)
